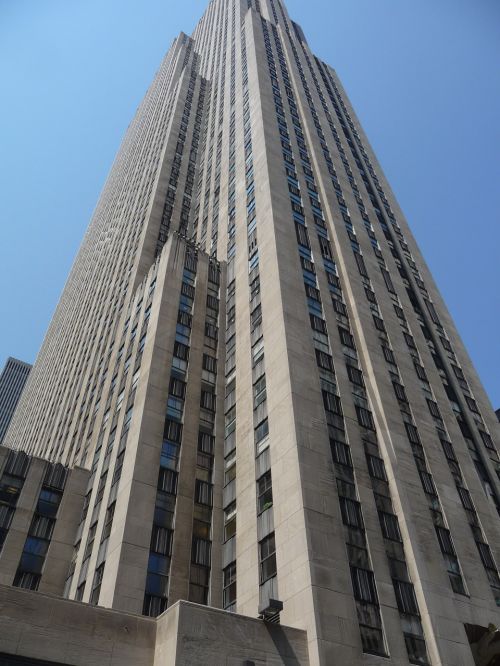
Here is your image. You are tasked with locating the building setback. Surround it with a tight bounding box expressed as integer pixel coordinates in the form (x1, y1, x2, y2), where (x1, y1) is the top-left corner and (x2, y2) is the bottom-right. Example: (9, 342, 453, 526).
(1, 1, 500, 665)
(0, 357, 31, 444)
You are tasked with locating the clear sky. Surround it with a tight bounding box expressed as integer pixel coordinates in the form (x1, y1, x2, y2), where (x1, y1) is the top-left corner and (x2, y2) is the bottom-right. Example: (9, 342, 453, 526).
(0, 0, 499, 406)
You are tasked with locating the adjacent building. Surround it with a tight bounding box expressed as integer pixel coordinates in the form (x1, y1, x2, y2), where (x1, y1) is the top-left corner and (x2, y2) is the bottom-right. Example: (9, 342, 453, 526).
(1, 1, 499, 665)
(0, 357, 31, 444)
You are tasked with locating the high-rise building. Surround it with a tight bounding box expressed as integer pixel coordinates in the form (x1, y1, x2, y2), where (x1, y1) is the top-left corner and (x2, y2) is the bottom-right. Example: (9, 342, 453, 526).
(1, 1, 499, 665)
(0, 357, 31, 444)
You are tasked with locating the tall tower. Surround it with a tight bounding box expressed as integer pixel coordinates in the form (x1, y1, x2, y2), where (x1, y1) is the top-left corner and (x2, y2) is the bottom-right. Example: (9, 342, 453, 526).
(2, 1, 499, 665)
(0, 357, 31, 444)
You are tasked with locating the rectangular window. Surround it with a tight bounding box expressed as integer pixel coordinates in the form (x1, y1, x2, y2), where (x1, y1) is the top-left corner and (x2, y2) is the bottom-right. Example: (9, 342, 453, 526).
(259, 533, 277, 583)
(393, 579, 419, 615)
(354, 252, 368, 278)
(338, 326, 355, 348)
(332, 298, 348, 317)
(257, 471, 273, 513)
(310, 314, 327, 334)
(426, 399, 442, 420)
(158, 469, 178, 495)
(323, 391, 343, 416)
(192, 537, 211, 566)
(379, 511, 401, 542)
(382, 346, 396, 365)
(347, 364, 364, 387)
(351, 566, 377, 604)
(202, 354, 217, 374)
(381, 267, 396, 294)
(195, 480, 213, 507)
(330, 440, 352, 468)
(367, 454, 386, 481)
(419, 471, 437, 497)
(355, 406, 375, 431)
(393, 381, 408, 403)
(223, 562, 236, 609)
(414, 362, 428, 382)
(316, 349, 334, 372)
(295, 221, 310, 248)
(477, 541, 496, 570)
(340, 497, 364, 528)
(405, 423, 420, 444)
(255, 418, 269, 444)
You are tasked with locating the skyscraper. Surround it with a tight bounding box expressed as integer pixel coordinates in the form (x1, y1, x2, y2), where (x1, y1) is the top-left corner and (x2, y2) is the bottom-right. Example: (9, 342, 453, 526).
(1, 0, 499, 664)
(0, 357, 31, 444)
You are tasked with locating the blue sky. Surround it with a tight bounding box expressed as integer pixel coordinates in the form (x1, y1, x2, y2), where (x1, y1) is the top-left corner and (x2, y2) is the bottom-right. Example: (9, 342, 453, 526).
(0, 0, 499, 406)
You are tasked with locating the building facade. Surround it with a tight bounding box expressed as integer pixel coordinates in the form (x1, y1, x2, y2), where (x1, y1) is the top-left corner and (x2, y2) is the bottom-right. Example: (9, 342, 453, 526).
(2, 1, 500, 665)
(0, 358, 31, 444)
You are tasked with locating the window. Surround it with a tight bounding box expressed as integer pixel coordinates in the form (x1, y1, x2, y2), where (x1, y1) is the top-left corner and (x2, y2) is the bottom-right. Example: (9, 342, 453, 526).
(174, 342, 189, 361)
(405, 423, 420, 444)
(479, 430, 496, 451)
(332, 298, 347, 316)
(255, 418, 269, 444)
(355, 406, 375, 431)
(29, 515, 54, 540)
(409, 363, 426, 385)
(372, 315, 386, 333)
(440, 336, 452, 352)
(354, 252, 368, 277)
(164, 419, 182, 443)
(319, 236, 332, 259)
(426, 399, 441, 420)
(404, 634, 429, 665)
(465, 395, 479, 414)
(37, 488, 62, 518)
(331, 440, 352, 467)
(259, 533, 277, 583)
(90, 564, 104, 605)
(323, 391, 343, 416)
(381, 267, 396, 294)
(366, 454, 386, 481)
(393, 381, 408, 403)
(200, 390, 216, 412)
(340, 497, 363, 528)
(257, 471, 273, 513)
(195, 480, 213, 506)
(310, 314, 327, 334)
(477, 541, 496, 570)
(404, 333, 416, 350)
(198, 431, 214, 455)
(13, 571, 40, 590)
(338, 326, 355, 348)
(143, 594, 167, 617)
(191, 537, 211, 567)
(316, 349, 334, 371)
(347, 364, 364, 387)
(158, 469, 178, 495)
(151, 526, 172, 556)
(202, 354, 217, 373)
(223, 562, 237, 609)
(351, 566, 377, 604)
(382, 346, 396, 365)
(379, 511, 401, 542)
(393, 579, 419, 615)
(204, 322, 218, 340)
(440, 439, 456, 462)
(295, 222, 310, 248)
(419, 471, 437, 497)
(169, 377, 186, 399)
(360, 625, 386, 657)
(224, 502, 236, 541)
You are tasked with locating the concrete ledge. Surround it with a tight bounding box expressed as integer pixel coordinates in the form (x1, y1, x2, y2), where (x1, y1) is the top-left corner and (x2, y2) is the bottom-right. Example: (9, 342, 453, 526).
(0, 585, 309, 665)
